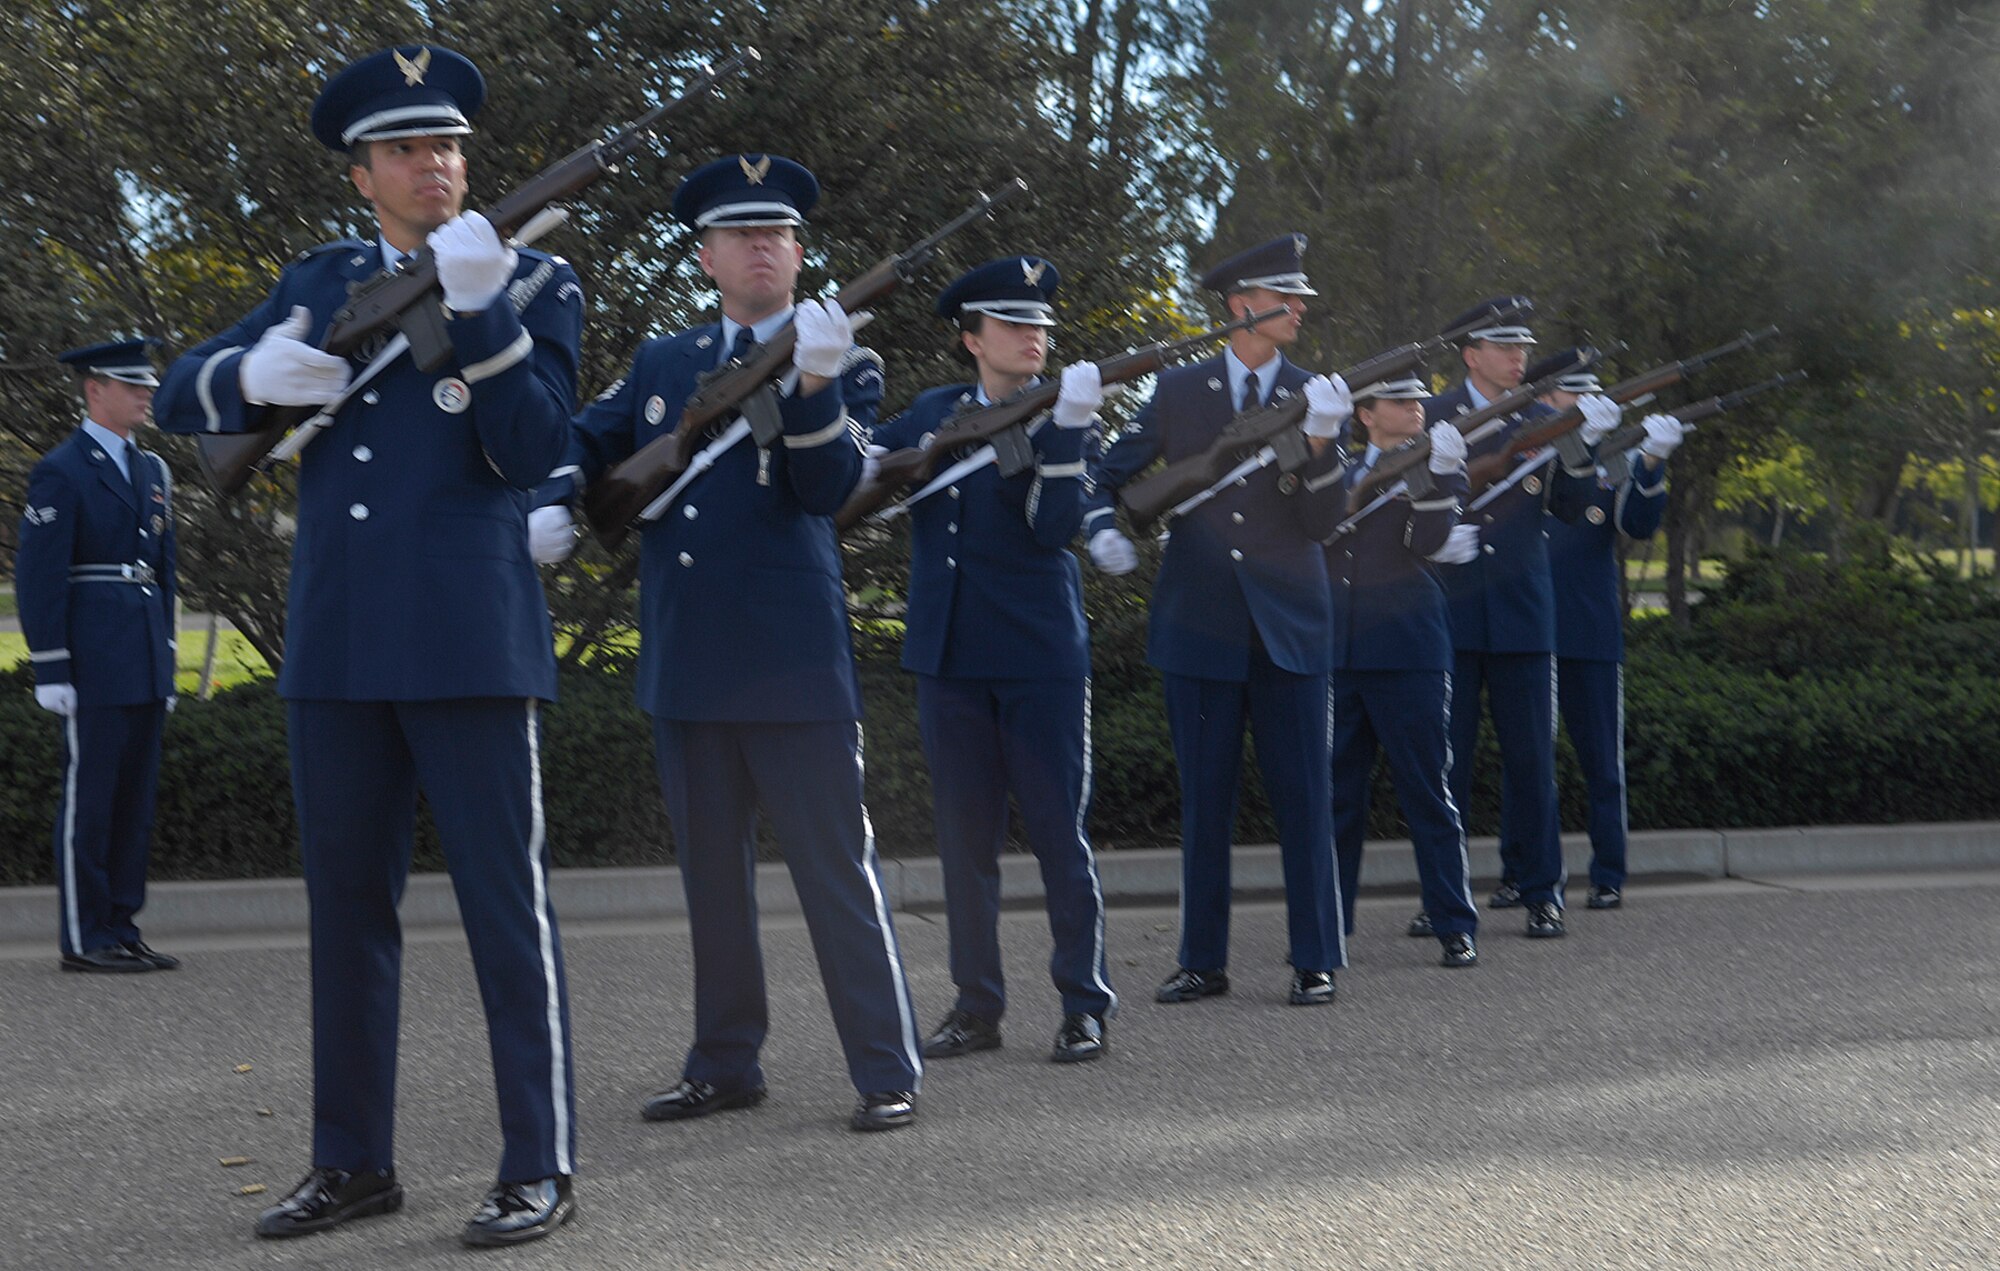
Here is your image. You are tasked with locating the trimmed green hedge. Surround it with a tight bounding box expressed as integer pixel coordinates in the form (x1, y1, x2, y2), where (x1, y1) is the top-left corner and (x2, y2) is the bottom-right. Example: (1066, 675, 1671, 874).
(5, 543, 1999, 883)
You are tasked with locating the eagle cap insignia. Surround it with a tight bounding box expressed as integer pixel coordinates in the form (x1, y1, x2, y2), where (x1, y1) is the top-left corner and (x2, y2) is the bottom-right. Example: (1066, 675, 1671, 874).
(740, 154, 771, 185)
(394, 47, 431, 87)
(1022, 257, 1047, 286)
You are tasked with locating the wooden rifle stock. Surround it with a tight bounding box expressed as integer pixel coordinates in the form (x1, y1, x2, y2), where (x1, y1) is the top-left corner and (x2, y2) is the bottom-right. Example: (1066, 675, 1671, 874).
(1116, 296, 1534, 531)
(195, 49, 761, 496)
(1351, 347, 1599, 504)
(832, 305, 1288, 531)
(1462, 327, 1780, 497)
(584, 180, 1029, 548)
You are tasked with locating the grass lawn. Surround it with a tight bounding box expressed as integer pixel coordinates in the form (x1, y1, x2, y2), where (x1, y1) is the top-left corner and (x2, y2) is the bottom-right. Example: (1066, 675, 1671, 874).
(1, 627, 275, 693)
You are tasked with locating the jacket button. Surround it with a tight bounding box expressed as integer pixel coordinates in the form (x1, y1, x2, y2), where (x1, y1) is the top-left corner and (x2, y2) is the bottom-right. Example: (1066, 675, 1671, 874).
(353, 445, 372, 462)
(349, 504, 369, 520)
(1230, 549, 1244, 562)
(683, 505, 698, 520)
(678, 552, 693, 567)
(949, 487, 961, 499)
(947, 522, 958, 533)
(1483, 544, 1496, 555)
(1483, 514, 1495, 524)
(361, 390, 380, 406)
(1231, 512, 1244, 524)
(946, 556, 957, 568)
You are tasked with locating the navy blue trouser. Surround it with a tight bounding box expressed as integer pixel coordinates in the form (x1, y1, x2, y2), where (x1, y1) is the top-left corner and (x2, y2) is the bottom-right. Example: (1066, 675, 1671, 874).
(915, 674, 1115, 1022)
(1330, 669, 1476, 937)
(51, 701, 165, 955)
(1557, 657, 1628, 891)
(1162, 654, 1343, 974)
(652, 718, 923, 1096)
(290, 698, 575, 1183)
(1448, 650, 1567, 908)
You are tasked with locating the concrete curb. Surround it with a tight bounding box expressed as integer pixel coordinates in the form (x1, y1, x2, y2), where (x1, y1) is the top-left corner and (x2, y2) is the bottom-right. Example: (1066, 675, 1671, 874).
(5, 821, 1999, 944)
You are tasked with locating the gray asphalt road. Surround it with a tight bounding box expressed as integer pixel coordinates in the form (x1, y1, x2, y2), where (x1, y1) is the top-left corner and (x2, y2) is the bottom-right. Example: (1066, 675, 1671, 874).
(2, 874, 1995, 1270)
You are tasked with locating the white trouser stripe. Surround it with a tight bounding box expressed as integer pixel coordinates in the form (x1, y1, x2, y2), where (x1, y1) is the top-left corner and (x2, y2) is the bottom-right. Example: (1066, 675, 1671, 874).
(1615, 663, 1629, 841)
(1325, 676, 1347, 966)
(1440, 672, 1473, 902)
(1075, 678, 1116, 1011)
(523, 701, 572, 1176)
(1549, 656, 1567, 895)
(61, 714, 82, 953)
(855, 723, 923, 1086)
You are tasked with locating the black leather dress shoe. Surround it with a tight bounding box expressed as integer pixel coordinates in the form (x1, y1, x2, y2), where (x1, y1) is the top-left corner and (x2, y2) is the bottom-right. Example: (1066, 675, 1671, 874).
(123, 940, 180, 970)
(851, 1090, 916, 1132)
(1406, 909, 1434, 938)
(1155, 967, 1229, 1003)
(1587, 885, 1623, 910)
(1051, 1013, 1106, 1063)
(640, 1078, 767, 1122)
(60, 945, 151, 973)
(1288, 969, 1336, 1005)
(462, 1175, 575, 1247)
(255, 1166, 402, 1238)
(1488, 881, 1524, 909)
(1439, 933, 1478, 968)
(922, 1008, 1002, 1059)
(1525, 900, 1567, 938)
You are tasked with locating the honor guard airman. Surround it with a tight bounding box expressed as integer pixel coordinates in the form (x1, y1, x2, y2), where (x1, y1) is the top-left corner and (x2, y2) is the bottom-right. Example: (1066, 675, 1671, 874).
(1084, 235, 1350, 1006)
(1418, 301, 1612, 940)
(153, 46, 583, 1245)
(16, 338, 180, 976)
(1324, 373, 1481, 968)
(871, 256, 1117, 1065)
(1536, 350, 1685, 910)
(535, 155, 924, 1132)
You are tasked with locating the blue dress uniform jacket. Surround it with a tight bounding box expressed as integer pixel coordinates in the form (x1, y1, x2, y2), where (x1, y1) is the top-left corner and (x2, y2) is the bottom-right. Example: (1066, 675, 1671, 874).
(1425, 385, 1592, 655)
(1548, 456, 1666, 662)
(1327, 463, 1466, 673)
(17, 429, 177, 958)
(152, 237, 583, 1184)
(17, 430, 177, 704)
(556, 323, 881, 720)
(154, 239, 581, 701)
(871, 383, 1113, 1022)
(1086, 353, 1343, 678)
(1550, 454, 1667, 893)
(871, 383, 1090, 679)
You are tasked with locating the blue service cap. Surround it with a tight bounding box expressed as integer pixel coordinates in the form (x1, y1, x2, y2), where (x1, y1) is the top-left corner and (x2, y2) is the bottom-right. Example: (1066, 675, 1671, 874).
(1448, 294, 1537, 345)
(673, 154, 818, 230)
(935, 256, 1061, 327)
(310, 45, 485, 152)
(1351, 373, 1430, 402)
(58, 338, 159, 387)
(1198, 234, 1316, 296)
(1524, 347, 1602, 393)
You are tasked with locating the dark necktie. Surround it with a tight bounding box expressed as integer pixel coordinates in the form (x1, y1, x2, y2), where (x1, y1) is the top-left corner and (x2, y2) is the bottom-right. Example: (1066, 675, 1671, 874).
(125, 441, 145, 501)
(725, 325, 755, 368)
(1240, 376, 1261, 412)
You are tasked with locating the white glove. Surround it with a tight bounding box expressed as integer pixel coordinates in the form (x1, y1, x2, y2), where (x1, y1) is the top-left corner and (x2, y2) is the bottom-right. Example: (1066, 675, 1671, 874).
(238, 305, 351, 406)
(1303, 374, 1353, 439)
(1053, 362, 1103, 430)
(1640, 413, 1686, 461)
(528, 506, 576, 564)
(861, 443, 888, 485)
(429, 211, 517, 313)
(792, 298, 854, 379)
(1428, 423, 1468, 474)
(1088, 527, 1139, 575)
(1428, 523, 1480, 565)
(1577, 394, 1623, 446)
(35, 684, 78, 717)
